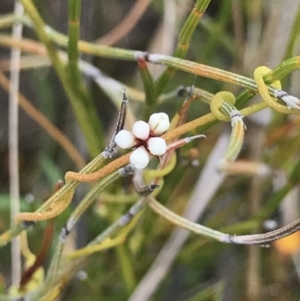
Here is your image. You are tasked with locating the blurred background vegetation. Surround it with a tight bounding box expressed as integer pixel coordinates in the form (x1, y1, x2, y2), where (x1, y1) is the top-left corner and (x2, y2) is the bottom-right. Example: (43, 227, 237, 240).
(1, 0, 300, 300)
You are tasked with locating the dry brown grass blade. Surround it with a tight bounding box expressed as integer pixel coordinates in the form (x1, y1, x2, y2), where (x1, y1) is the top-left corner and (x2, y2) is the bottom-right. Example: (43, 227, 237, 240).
(0, 70, 86, 169)
(97, 0, 152, 46)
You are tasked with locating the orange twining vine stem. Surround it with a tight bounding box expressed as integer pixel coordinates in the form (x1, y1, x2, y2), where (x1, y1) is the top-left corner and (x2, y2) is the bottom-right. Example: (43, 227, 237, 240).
(65, 153, 131, 183)
(15, 186, 75, 222)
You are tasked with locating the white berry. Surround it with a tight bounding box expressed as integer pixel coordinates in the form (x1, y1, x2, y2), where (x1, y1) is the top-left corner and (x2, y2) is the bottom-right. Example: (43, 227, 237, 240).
(115, 130, 135, 149)
(147, 137, 167, 156)
(148, 113, 170, 135)
(132, 121, 150, 140)
(130, 146, 150, 169)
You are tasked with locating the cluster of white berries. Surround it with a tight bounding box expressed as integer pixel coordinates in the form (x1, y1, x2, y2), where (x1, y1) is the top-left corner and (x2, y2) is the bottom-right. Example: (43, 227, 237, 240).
(115, 113, 170, 169)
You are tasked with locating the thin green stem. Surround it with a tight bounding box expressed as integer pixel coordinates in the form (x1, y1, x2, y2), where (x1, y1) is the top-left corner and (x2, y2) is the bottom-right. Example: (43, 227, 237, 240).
(0, 14, 29, 29)
(149, 195, 300, 246)
(236, 56, 300, 108)
(67, 0, 105, 153)
(136, 55, 156, 113)
(65, 168, 127, 232)
(37, 199, 147, 300)
(3, 19, 300, 108)
(2, 14, 300, 104)
(200, 0, 233, 62)
(116, 242, 136, 294)
(148, 196, 228, 242)
(68, 0, 81, 87)
(39, 166, 127, 298)
(284, 5, 300, 60)
(0, 152, 106, 247)
(155, 0, 211, 95)
(20, 0, 103, 156)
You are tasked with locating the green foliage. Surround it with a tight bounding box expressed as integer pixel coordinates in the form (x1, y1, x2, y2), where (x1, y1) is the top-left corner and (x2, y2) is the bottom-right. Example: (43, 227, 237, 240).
(1, 1, 300, 301)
